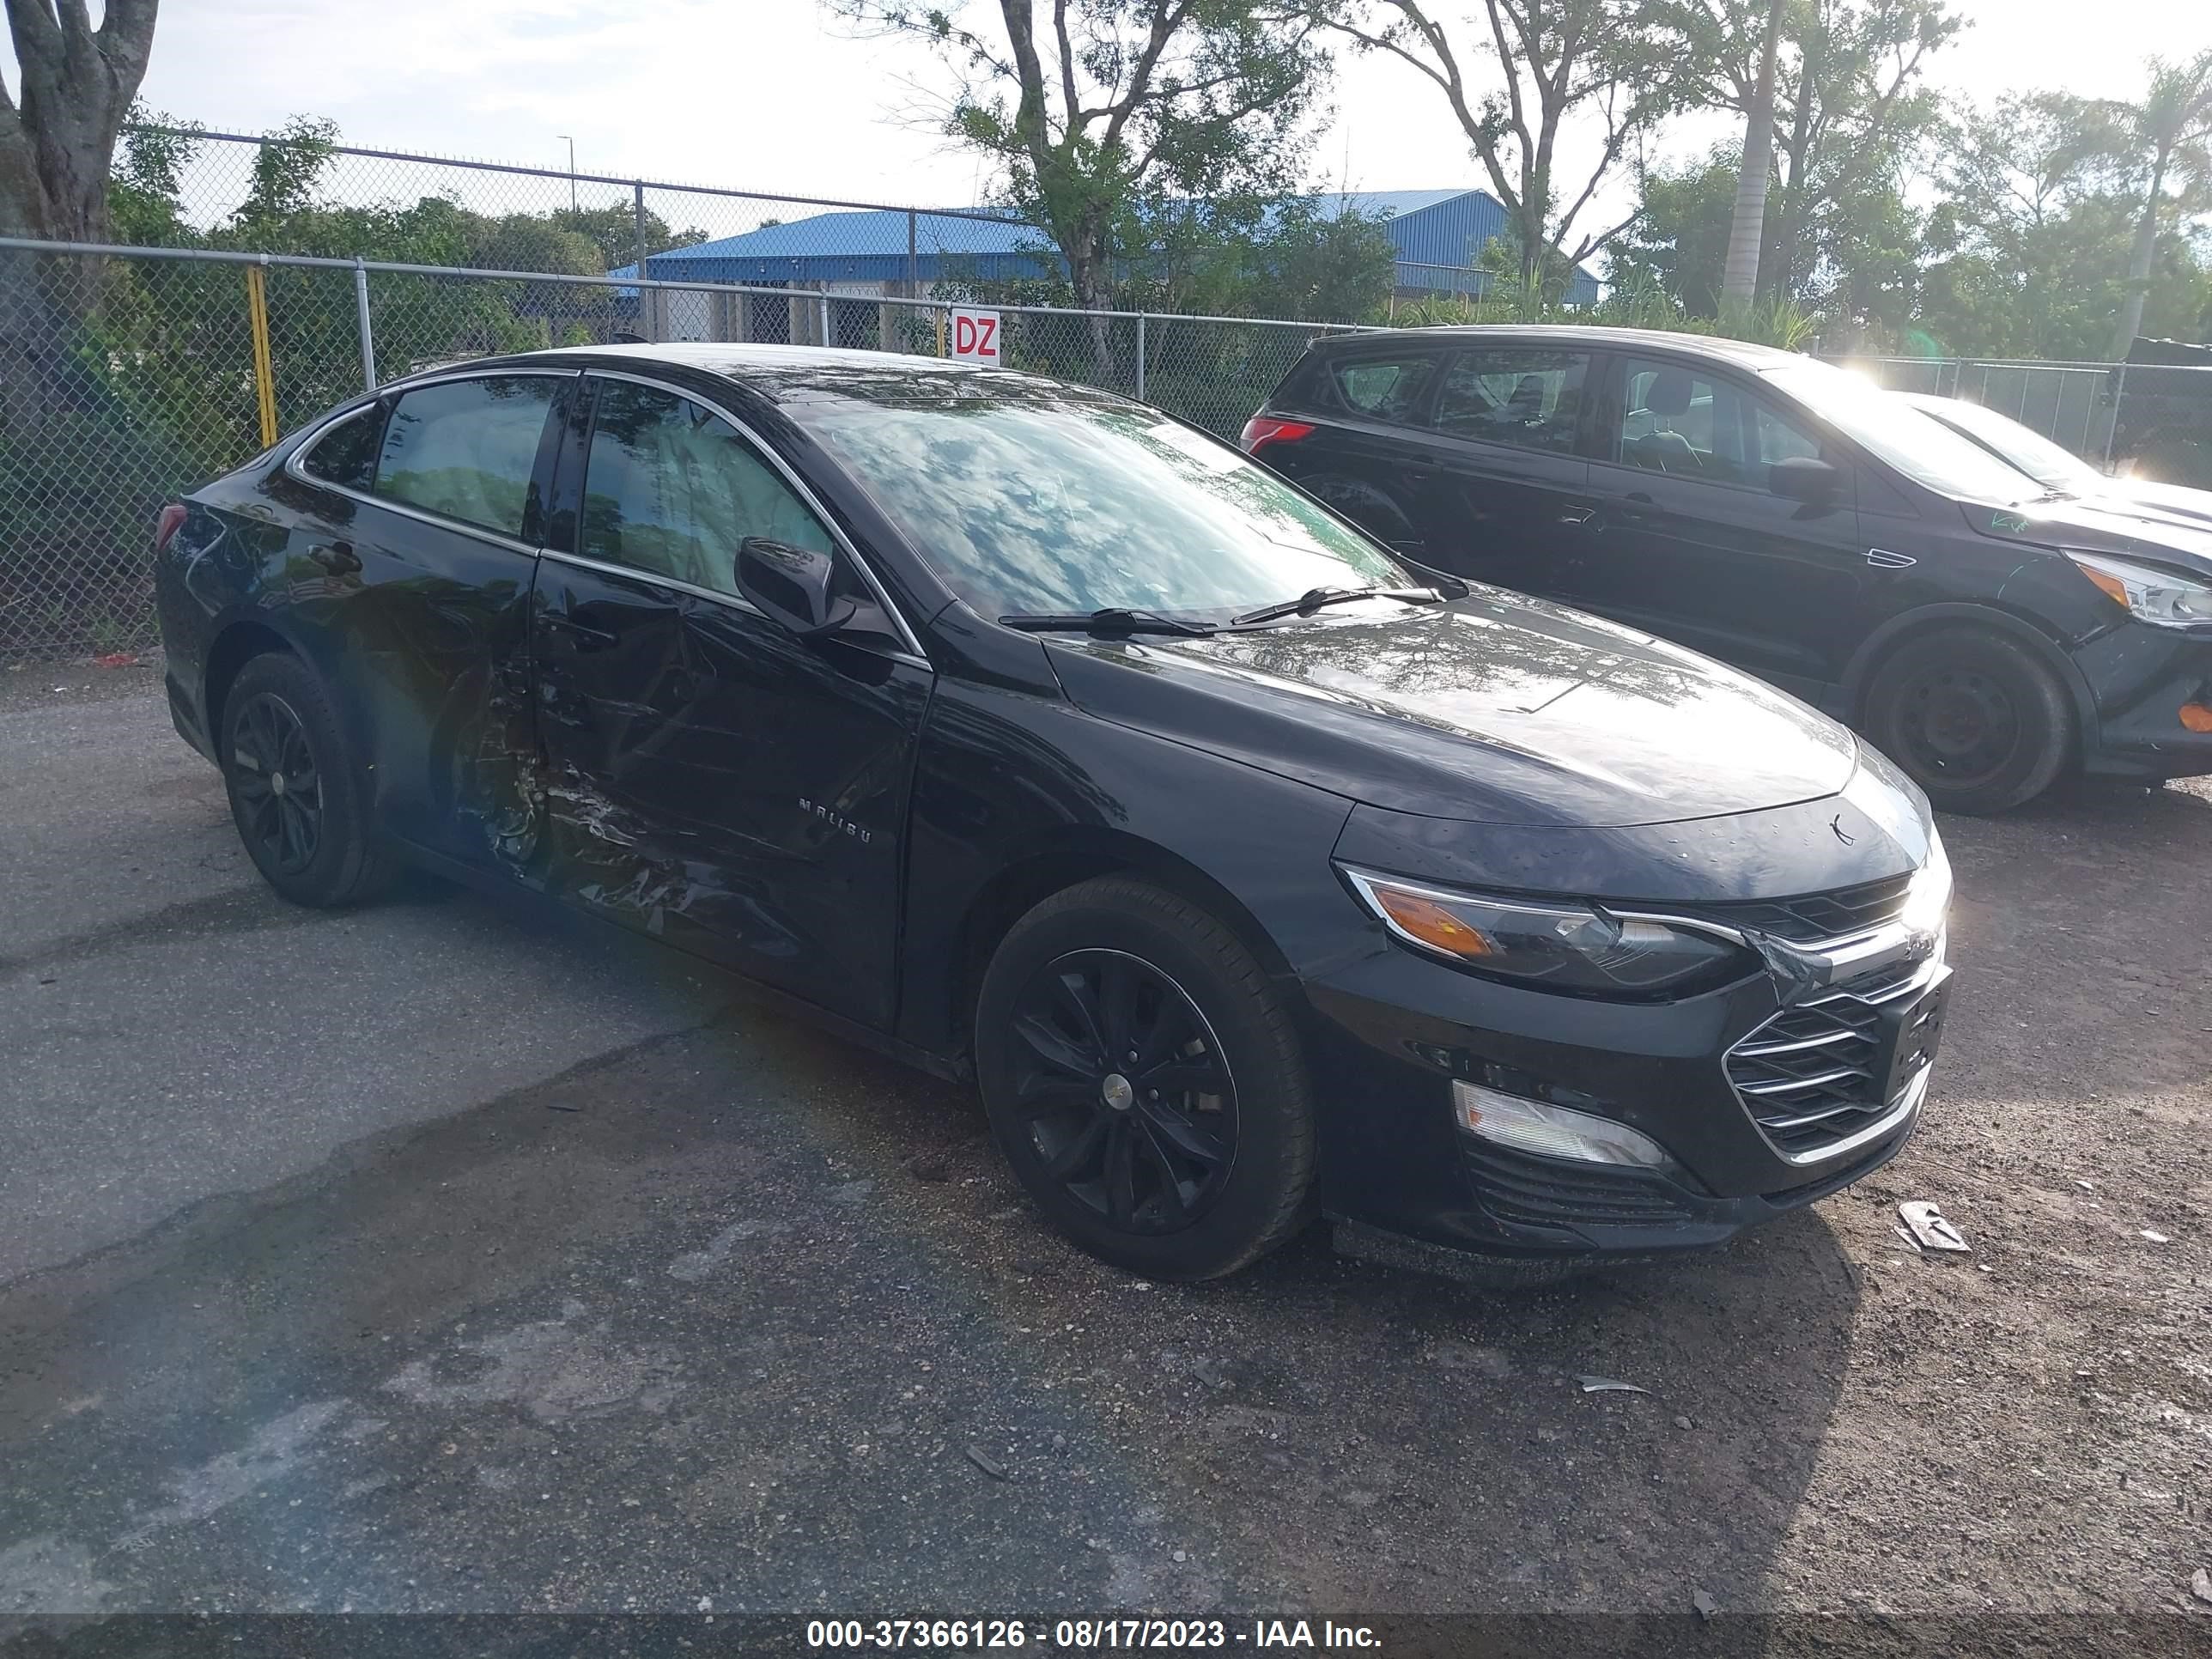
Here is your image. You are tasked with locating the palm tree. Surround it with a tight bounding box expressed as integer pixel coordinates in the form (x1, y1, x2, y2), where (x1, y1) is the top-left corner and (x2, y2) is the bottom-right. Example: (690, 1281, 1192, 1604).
(1721, 0, 1790, 311)
(2106, 49, 2212, 361)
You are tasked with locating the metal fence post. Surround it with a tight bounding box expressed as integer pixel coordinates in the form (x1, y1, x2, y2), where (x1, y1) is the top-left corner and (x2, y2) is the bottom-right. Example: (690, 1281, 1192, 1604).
(819, 288, 832, 347)
(1135, 312, 1146, 401)
(907, 210, 918, 299)
(2102, 364, 2128, 471)
(353, 258, 376, 391)
(633, 181, 652, 342)
(244, 257, 278, 447)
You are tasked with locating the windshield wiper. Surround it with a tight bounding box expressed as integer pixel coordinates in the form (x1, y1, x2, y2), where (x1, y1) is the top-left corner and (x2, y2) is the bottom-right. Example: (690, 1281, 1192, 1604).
(1000, 607, 1219, 637)
(1231, 585, 1447, 628)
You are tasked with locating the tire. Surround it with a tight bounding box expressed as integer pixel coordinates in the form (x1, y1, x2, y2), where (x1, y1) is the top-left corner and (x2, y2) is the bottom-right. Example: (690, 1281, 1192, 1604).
(974, 876, 1316, 1281)
(219, 651, 393, 908)
(1860, 626, 2075, 814)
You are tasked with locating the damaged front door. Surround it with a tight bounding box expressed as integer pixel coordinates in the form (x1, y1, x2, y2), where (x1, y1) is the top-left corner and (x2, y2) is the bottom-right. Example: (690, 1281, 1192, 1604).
(531, 374, 930, 1030)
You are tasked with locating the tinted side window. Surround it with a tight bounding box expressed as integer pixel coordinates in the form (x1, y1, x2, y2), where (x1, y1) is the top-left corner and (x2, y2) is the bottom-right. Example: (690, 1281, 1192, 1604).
(300, 405, 384, 490)
(1613, 360, 1820, 490)
(580, 380, 834, 598)
(1329, 356, 1436, 425)
(374, 376, 559, 538)
(1431, 350, 1589, 453)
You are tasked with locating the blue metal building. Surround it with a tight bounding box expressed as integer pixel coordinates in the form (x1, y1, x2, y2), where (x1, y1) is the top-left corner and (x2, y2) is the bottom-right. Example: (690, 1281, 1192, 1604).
(613, 188, 1600, 305)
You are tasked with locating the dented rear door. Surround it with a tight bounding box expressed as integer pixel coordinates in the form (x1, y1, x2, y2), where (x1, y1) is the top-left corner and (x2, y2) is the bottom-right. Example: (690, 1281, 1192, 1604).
(530, 374, 930, 1029)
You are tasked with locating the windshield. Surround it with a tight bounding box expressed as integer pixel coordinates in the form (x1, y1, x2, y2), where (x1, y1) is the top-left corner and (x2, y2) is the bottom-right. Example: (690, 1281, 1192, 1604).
(800, 393, 1413, 621)
(1910, 397, 2102, 491)
(1761, 361, 2051, 504)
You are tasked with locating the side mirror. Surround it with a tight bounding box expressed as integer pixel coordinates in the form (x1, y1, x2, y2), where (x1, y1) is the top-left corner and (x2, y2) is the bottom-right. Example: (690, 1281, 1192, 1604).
(1769, 455, 1839, 503)
(736, 538, 857, 637)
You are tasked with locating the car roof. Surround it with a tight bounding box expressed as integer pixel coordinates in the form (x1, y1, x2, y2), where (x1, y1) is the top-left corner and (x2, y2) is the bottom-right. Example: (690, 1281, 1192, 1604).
(451, 340, 1092, 407)
(1307, 324, 1807, 369)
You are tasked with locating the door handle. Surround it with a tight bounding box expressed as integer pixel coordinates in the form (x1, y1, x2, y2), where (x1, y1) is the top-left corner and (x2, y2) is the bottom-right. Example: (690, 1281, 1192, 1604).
(1557, 505, 1596, 526)
(539, 610, 618, 649)
(306, 540, 359, 575)
(1866, 548, 1917, 569)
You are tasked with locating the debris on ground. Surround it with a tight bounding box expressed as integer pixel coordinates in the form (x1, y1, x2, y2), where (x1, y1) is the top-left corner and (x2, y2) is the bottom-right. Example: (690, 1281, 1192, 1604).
(963, 1443, 1011, 1480)
(1892, 1224, 1923, 1254)
(2191, 1566, 2212, 1607)
(2142, 1230, 2171, 1243)
(92, 653, 139, 669)
(1692, 1589, 1719, 1620)
(904, 1149, 953, 1182)
(1576, 1376, 1649, 1395)
(1899, 1200, 1971, 1253)
(1674, 1414, 1694, 1430)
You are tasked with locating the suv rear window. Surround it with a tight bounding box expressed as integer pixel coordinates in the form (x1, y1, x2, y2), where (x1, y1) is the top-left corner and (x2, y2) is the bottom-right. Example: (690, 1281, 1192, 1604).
(1431, 349, 1589, 453)
(1328, 356, 1435, 425)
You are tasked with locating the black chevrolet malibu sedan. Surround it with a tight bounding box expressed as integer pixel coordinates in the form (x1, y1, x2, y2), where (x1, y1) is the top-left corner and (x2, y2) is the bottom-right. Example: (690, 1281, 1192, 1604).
(155, 344, 1952, 1281)
(1241, 325, 2212, 813)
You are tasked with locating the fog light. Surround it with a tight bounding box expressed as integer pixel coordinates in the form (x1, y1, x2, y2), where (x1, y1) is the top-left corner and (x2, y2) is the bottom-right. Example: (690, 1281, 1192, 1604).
(1452, 1080, 1675, 1170)
(2180, 702, 2212, 733)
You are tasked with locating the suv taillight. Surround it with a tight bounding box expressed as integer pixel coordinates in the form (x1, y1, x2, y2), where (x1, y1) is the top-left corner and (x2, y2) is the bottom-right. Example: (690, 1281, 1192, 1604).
(155, 503, 187, 550)
(1238, 416, 1314, 456)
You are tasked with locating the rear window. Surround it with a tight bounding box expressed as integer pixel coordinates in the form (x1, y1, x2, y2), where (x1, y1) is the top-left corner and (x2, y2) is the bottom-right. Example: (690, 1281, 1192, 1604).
(1431, 349, 1589, 453)
(1328, 356, 1436, 425)
(373, 375, 560, 539)
(298, 405, 384, 491)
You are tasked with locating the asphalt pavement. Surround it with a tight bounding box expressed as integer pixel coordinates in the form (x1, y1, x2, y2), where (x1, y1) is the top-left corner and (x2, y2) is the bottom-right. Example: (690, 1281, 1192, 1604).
(3, 665, 2209, 1636)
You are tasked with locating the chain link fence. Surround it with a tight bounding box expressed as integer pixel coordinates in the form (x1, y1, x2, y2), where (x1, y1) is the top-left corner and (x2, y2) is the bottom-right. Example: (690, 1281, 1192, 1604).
(0, 240, 1362, 661)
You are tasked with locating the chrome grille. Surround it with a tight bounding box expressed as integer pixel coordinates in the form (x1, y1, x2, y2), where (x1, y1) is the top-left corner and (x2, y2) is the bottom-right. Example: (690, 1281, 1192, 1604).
(1726, 963, 1944, 1158)
(1705, 872, 1914, 944)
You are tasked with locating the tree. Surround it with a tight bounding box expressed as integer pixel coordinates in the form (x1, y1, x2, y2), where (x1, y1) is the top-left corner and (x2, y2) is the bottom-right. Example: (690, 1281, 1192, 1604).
(1310, 2, 1683, 292)
(1, 0, 161, 240)
(1917, 92, 2127, 356)
(1719, 0, 1785, 306)
(2103, 50, 2212, 358)
(1610, 150, 1739, 313)
(832, 0, 1333, 345)
(1656, 1, 1960, 307)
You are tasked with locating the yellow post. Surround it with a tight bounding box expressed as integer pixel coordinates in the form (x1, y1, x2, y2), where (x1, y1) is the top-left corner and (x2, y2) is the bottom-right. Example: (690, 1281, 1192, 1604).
(245, 264, 279, 447)
(935, 308, 945, 357)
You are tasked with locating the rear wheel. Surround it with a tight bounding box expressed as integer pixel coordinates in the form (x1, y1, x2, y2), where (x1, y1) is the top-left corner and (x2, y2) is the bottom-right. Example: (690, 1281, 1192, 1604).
(221, 652, 392, 907)
(974, 877, 1316, 1280)
(1861, 627, 2075, 814)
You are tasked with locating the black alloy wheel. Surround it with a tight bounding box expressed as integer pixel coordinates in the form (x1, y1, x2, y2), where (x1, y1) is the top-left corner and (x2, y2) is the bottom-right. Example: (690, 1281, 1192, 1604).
(975, 876, 1316, 1280)
(1006, 948, 1239, 1235)
(220, 651, 393, 907)
(228, 690, 324, 875)
(1863, 627, 2074, 814)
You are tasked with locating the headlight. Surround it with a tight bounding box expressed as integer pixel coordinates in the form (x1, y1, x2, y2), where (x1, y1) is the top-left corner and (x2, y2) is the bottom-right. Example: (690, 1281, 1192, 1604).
(1340, 866, 1751, 997)
(2067, 551, 2212, 629)
(1899, 833, 1953, 939)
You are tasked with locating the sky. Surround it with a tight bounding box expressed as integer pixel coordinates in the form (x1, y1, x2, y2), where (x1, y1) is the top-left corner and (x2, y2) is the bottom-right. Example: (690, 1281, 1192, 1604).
(9, 1, 2211, 221)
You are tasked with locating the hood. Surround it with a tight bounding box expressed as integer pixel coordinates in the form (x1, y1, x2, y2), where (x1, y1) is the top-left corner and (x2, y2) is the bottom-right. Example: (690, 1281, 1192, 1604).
(1042, 591, 1860, 829)
(1969, 495, 2212, 577)
(2097, 479, 2212, 532)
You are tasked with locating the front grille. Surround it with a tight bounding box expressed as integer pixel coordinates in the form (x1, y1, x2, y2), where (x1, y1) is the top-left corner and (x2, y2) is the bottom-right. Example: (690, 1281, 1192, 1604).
(1725, 964, 1942, 1158)
(1705, 872, 1914, 944)
(1462, 1141, 1700, 1231)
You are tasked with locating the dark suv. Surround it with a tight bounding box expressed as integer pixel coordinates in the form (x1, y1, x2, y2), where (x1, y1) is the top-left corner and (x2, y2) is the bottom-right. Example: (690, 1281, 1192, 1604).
(1243, 325, 2212, 812)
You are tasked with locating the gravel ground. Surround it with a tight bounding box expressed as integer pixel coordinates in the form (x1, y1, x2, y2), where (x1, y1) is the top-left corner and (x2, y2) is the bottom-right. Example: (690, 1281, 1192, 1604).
(1, 665, 2209, 1644)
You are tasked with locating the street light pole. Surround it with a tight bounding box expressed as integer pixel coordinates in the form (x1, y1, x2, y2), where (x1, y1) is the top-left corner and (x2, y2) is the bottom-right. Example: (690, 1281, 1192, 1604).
(558, 136, 577, 215)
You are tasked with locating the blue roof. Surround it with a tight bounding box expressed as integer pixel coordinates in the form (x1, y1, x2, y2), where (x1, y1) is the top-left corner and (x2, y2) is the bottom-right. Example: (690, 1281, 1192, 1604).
(617, 188, 1597, 302)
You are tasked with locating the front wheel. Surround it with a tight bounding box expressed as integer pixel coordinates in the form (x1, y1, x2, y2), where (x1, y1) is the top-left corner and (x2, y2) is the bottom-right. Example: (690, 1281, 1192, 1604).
(974, 877, 1316, 1280)
(1861, 627, 2075, 814)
